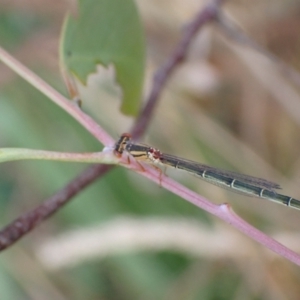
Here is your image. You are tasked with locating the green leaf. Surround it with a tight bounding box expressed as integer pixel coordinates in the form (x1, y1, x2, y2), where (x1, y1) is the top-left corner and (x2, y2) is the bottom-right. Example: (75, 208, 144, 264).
(60, 0, 145, 115)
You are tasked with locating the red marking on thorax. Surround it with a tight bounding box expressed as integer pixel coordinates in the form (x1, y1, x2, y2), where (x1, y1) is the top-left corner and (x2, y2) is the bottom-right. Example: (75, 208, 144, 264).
(149, 148, 162, 160)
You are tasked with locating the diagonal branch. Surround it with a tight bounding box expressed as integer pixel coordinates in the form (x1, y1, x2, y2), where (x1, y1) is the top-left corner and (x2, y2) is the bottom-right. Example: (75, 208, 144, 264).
(0, 47, 114, 147)
(0, 164, 112, 251)
(131, 0, 226, 139)
(0, 0, 227, 251)
(133, 162, 300, 266)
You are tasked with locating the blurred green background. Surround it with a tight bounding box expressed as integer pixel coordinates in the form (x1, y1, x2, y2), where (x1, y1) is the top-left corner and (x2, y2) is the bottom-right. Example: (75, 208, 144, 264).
(1, 0, 300, 299)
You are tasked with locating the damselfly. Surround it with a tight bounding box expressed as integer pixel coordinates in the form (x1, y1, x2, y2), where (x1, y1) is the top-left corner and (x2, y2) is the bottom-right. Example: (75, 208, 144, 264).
(114, 133, 300, 210)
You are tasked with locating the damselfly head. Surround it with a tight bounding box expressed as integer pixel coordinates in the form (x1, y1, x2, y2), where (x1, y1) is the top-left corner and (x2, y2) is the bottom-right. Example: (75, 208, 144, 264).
(114, 133, 132, 157)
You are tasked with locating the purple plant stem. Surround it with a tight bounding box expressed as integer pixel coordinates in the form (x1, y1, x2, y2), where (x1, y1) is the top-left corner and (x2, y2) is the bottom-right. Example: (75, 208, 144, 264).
(124, 159, 300, 265)
(0, 47, 114, 146)
(2, 0, 299, 266)
(0, 164, 112, 250)
(0, 0, 226, 250)
(131, 0, 225, 139)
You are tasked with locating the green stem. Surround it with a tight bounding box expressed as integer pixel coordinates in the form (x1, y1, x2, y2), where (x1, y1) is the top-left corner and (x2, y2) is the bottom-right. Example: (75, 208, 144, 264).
(0, 148, 119, 164)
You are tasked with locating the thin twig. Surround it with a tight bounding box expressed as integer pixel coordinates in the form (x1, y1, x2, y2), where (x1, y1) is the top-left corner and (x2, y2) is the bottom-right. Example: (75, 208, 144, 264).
(0, 47, 114, 146)
(0, 148, 118, 164)
(0, 0, 226, 250)
(0, 164, 112, 251)
(131, 0, 226, 139)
